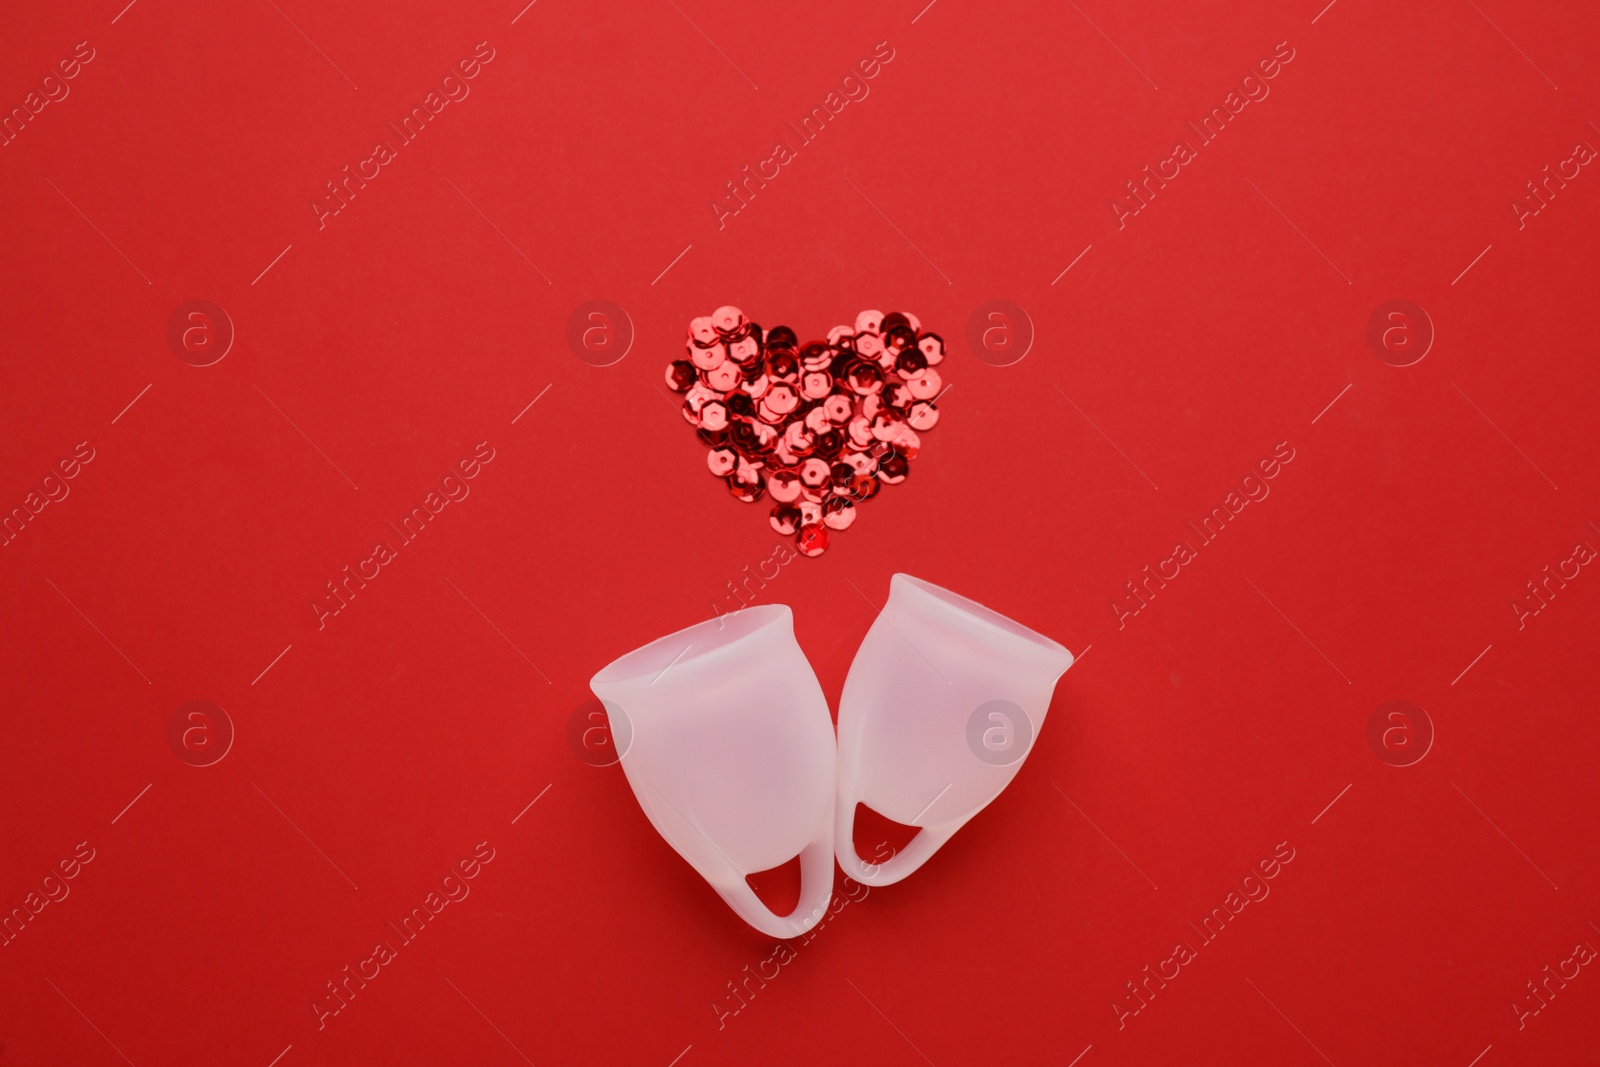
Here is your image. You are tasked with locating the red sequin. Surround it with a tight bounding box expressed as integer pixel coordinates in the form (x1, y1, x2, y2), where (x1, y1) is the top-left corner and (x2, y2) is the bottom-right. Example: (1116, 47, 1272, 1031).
(796, 523, 829, 557)
(674, 306, 947, 557)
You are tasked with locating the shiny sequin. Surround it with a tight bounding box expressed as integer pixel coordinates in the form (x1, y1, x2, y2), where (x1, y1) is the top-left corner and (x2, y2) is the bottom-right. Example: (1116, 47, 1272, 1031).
(796, 523, 829, 556)
(674, 306, 946, 556)
(847, 472, 880, 501)
(783, 421, 815, 456)
(871, 412, 906, 442)
(895, 348, 928, 378)
(704, 363, 740, 393)
(801, 371, 833, 400)
(741, 372, 771, 400)
(768, 468, 803, 503)
(799, 457, 831, 488)
(822, 497, 857, 530)
(690, 342, 727, 371)
(684, 382, 719, 412)
(701, 401, 730, 433)
(765, 383, 800, 416)
(666, 360, 698, 392)
(799, 342, 834, 372)
(728, 336, 761, 364)
(690, 317, 719, 346)
(770, 504, 801, 535)
(766, 350, 799, 382)
(712, 306, 745, 335)
(727, 468, 764, 503)
(846, 360, 885, 396)
(905, 367, 942, 400)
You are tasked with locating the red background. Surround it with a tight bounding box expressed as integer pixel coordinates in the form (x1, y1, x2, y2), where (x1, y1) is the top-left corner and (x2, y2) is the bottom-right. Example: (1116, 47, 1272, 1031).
(3, 0, 1599, 1064)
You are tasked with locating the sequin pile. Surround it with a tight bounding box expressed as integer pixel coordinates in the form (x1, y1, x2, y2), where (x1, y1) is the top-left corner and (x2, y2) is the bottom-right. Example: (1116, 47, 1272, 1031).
(667, 306, 945, 557)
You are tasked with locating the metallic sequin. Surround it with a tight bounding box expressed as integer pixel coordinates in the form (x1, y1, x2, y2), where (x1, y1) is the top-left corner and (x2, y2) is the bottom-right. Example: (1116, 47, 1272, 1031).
(677, 306, 943, 557)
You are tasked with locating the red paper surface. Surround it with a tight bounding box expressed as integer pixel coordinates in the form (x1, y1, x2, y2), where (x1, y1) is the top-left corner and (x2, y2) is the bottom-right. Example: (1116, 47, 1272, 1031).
(3, 0, 1599, 1064)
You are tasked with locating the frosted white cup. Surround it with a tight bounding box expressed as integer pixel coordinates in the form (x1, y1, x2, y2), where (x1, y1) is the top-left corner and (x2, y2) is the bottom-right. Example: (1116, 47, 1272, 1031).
(590, 605, 836, 938)
(836, 574, 1074, 886)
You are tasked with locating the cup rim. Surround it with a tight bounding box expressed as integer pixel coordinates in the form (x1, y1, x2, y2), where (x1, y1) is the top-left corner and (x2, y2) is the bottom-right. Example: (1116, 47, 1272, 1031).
(591, 603, 791, 687)
(891, 574, 1071, 658)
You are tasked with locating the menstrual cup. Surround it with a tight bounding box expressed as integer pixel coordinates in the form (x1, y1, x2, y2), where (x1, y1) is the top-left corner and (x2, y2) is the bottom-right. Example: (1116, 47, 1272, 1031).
(835, 574, 1074, 886)
(590, 605, 837, 938)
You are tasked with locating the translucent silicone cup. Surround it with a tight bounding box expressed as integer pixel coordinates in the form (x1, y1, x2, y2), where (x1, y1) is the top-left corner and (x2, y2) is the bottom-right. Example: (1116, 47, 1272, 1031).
(836, 574, 1074, 886)
(590, 605, 837, 938)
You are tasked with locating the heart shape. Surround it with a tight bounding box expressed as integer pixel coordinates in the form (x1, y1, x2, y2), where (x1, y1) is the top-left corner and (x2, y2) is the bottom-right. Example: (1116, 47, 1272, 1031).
(666, 306, 946, 557)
